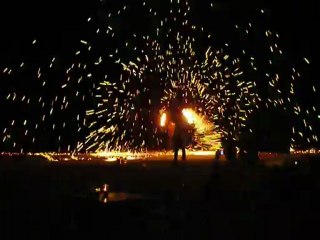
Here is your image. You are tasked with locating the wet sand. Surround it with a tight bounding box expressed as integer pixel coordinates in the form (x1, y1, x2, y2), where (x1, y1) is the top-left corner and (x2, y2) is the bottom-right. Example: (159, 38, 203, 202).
(1, 155, 319, 239)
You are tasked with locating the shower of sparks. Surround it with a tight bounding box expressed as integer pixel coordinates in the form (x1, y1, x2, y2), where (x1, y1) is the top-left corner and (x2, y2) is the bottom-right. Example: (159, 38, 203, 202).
(84, 0, 259, 152)
(0, 0, 318, 154)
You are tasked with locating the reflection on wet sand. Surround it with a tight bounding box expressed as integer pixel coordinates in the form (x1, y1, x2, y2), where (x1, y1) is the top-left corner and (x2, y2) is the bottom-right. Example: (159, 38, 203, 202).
(95, 183, 145, 203)
(104, 192, 145, 202)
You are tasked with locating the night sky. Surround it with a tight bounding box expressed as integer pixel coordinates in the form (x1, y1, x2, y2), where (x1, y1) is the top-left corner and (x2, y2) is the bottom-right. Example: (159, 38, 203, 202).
(1, 0, 316, 93)
(0, 0, 316, 61)
(0, 0, 318, 152)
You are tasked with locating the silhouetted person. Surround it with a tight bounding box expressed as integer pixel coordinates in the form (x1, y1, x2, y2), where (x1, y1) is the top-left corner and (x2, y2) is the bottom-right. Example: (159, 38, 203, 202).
(169, 91, 188, 164)
(222, 137, 237, 161)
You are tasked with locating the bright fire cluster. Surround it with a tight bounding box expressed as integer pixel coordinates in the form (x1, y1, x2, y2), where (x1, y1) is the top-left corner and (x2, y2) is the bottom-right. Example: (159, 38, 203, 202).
(182, 109, 195, 125)
(160, 108, 196, 127)
(160, 108, 221, 150)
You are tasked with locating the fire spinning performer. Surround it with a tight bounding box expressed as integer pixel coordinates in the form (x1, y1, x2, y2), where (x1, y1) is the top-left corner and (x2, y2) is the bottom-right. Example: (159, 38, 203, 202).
(169, 90, 189, 164)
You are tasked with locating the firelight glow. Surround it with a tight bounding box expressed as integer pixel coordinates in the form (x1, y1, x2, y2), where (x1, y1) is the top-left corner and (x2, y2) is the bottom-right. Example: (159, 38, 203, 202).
(182, 108, 195, 124)
(160, 112, 167, 127)
(160, 108, 222, 150)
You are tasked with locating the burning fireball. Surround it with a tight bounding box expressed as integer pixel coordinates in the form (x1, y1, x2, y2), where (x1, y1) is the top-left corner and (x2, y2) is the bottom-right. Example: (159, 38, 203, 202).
(160, 108, 195, 127)
(160, 108, 221, 150)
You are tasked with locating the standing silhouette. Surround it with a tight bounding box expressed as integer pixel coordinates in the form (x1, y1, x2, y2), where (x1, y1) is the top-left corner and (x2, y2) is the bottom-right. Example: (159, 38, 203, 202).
(169, 91, 188, 164)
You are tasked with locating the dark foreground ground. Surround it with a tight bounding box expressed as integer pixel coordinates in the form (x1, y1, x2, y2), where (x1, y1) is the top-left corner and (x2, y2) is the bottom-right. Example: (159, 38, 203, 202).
(1, 156, 320, 239)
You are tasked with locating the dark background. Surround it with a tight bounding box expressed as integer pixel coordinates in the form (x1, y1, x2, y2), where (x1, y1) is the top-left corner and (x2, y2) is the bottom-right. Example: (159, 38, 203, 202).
(0, 0, 318, 152)
(0, 0, 316, 61)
